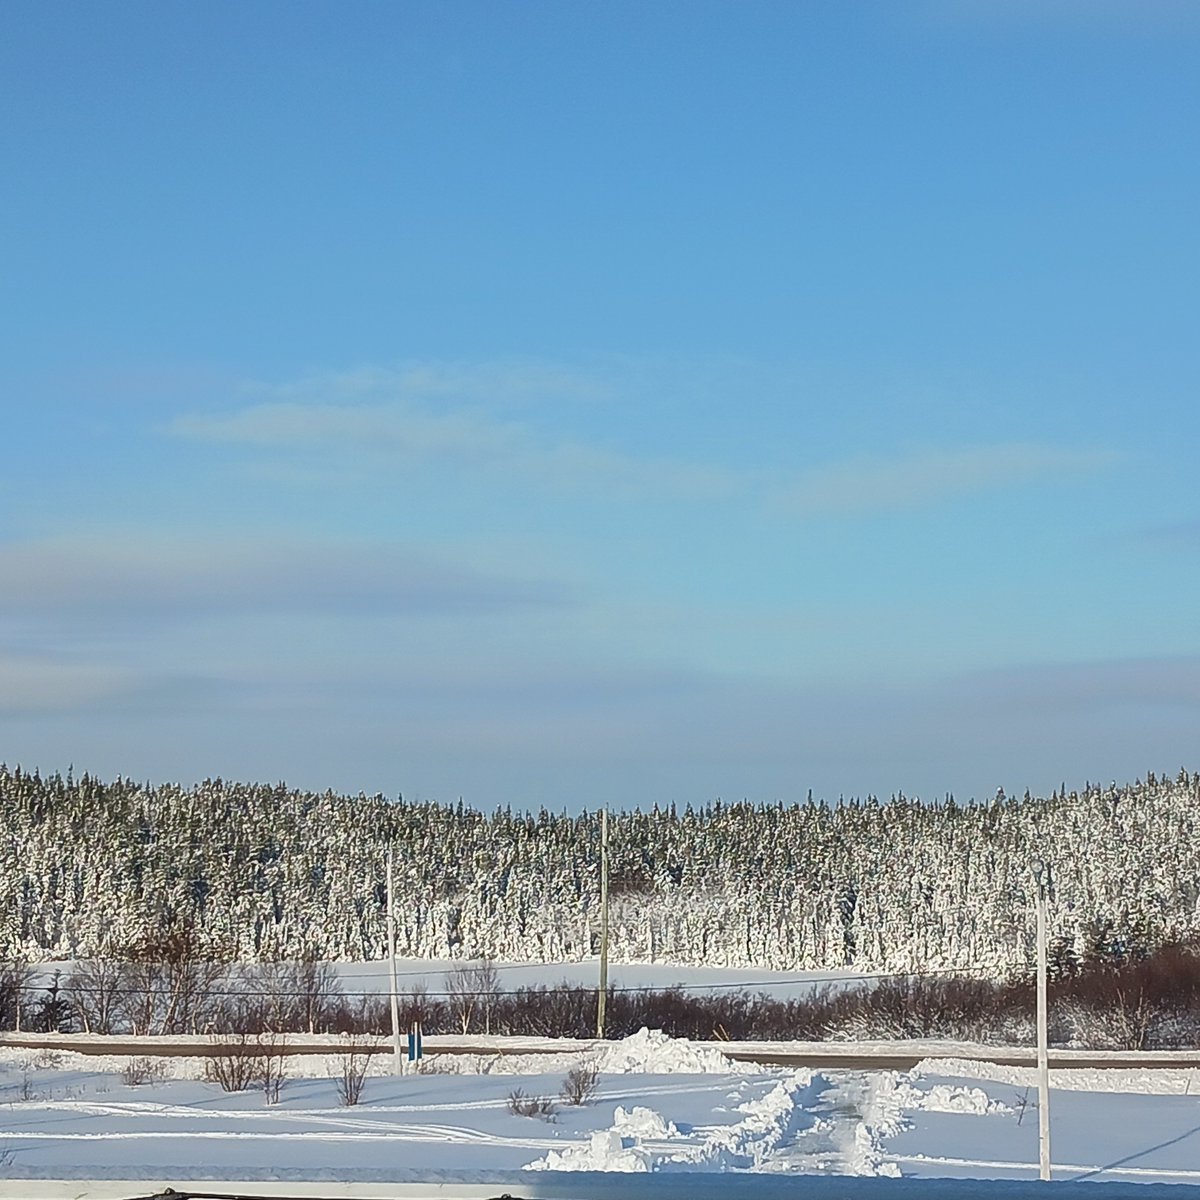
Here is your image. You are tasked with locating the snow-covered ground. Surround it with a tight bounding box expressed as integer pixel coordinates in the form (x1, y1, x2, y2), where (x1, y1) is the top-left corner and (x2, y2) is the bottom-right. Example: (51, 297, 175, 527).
(2, 1030, 1200, 1193)
(328, 956, 872, 999)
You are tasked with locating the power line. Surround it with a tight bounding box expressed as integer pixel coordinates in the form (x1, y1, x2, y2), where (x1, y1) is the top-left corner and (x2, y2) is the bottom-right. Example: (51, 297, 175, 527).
(6, 960, 1013, 1002)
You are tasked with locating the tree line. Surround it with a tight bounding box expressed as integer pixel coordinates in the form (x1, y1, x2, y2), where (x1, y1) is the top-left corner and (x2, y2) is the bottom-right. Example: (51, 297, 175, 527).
(1, 764, 1198, 977)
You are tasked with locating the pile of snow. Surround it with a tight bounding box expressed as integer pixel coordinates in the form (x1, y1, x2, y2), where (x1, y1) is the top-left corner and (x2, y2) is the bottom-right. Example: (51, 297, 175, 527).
(916, 1082, 1011, 1115)
(614, 1104, 679, 1138)
(890, 1075, 1011, 1115)
(846, 1120, 902, 1178)
(679, 1073, 815, 1171)
(526, 1070, 814, 1173)
(843, 1069, 1010, 1178)
(531, 1128, 656, 1173)
(844, 1071, 908, 1177)
(594, 1027, 753, 1075)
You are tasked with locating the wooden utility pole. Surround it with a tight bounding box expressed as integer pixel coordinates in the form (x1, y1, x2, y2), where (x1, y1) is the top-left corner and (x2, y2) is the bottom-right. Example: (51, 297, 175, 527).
(1033, 857, 1052, 1182)
(386, 847, 403, 1074)
(596, 806, 610, 1039)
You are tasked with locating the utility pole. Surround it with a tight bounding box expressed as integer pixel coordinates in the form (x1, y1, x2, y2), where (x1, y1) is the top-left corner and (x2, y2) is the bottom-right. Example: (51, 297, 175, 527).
(386, 847, 403, 1075)
(1032, 857, 1052, 1182)
(596, 805, 610, 1039)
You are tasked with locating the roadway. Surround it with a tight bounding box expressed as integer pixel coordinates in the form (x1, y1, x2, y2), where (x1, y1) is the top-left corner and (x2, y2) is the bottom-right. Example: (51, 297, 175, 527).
(3, 1030, 1199, 1072)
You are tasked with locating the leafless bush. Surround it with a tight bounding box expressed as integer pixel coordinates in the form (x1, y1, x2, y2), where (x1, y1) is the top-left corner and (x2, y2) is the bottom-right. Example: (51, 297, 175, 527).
(559, 1060, 600, 1105)
(507, 1088, 555, 1119)
(121, 1056, 165, 1086)
(67, 958, 126, 1034)
(334, 1039, 379, 1106)
(0, 959, 30, 1032)
(243, 959, 344, 1035)
(203, 1028, 289, 1100)
(445, 959, 500, 1034)
(259, 1032, 288, 1104)
(204, 1031, 263, 1093)
(822, 975, 1010, 1042)
(325, 993, 390, 1037)
(118, 924, 229, 1035)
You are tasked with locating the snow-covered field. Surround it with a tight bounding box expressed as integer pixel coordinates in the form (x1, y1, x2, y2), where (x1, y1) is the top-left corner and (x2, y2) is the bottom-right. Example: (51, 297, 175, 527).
(2, 1029, 1200, 1195)
(323, 956, 871, 998)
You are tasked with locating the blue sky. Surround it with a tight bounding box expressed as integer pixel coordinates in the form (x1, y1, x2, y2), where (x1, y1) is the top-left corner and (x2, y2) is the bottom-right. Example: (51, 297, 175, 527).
(2, 1, 1198, 810)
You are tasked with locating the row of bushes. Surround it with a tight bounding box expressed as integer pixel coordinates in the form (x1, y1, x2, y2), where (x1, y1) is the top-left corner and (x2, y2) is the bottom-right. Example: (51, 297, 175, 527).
(3, 937, 1200, 1050)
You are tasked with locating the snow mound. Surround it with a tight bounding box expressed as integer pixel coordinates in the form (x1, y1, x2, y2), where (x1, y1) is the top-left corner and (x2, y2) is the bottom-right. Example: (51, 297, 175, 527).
(847, 1121, 902, 1178)
(594, 1027, 753, 1075)
(845, 1071, 908, 1177)
(916, 1055, 1200, 1096)
(528, 1129, 653, 1172)
(679, 1074, 813, 1170)
(614, 1104, 678, 1138)
(527, 1072, 814, 1173)
(917, 1083, 1011, 1115)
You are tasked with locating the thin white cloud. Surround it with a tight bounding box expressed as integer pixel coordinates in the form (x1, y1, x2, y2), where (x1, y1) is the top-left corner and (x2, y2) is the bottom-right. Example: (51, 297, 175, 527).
(0, 536, 573, 622)
(949, 655, 1200, 714)
(0, 654, 133, 714)
(169, 364, 1115, 512)
(771, 443, 1116, 517)
(237, 360, 612, 407)
(170, 398, 736, 501)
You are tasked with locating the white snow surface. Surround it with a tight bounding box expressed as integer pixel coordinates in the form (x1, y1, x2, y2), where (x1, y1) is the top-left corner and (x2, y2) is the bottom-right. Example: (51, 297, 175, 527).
(3, 1033, 1200, 1191)
(592, 1027, 755, 1075)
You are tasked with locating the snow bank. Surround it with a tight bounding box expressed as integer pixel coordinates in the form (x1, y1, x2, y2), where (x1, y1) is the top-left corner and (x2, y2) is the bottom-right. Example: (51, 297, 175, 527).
(844, 1071, 906, 1177)
(613, 1105, 678, 1139)
(675, 1074, 814, 1171)
(530, 1128, 655, 1172)
(889, 1076, 1011, 1116)
(916, 1055, 1200, 1096)
(594, 1028, 753, 1075)
(525, 1070, 814, 1173)
(846, 1121, 901, 1178)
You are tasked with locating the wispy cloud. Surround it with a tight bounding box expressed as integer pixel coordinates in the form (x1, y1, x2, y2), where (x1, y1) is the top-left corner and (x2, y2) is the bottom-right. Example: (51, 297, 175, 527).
(1130, 520, 1200, 549)
(771, 443, 1116, 517)
(237, 360, 613, 407)
(170, 364, 1116, 513)
(0, 536, 574, 623)
(168, 363, 738, 502)
(948, 655, 1200, 715)
(0, 654, 134, 714)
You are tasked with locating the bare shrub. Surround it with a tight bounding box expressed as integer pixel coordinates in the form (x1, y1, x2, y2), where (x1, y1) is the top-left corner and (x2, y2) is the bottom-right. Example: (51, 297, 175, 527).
(821, 974, 1010, 1042)
(1050, 940, 1200, 1050)
(67, 958, 126, 1034)
(0, 959, 30, 1032)
(118, 924, 229, 1035)
(507, 1088, 555, 1119)
(203, 1028, 289, 1101)
(258, 1032, 288, 1104)
(334, 1040, 379, 1106)
(559, 1061, 600, 1106)
(245, 959, 344, 1035)
(204, 1032, 262, 1093)
(445, 959, 500, 1035)
(121, 1056, 165, 1087)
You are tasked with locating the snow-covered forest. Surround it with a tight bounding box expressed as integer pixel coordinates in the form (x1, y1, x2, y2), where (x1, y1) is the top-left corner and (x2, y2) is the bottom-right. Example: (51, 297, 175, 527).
(1, 765, 1198, 973)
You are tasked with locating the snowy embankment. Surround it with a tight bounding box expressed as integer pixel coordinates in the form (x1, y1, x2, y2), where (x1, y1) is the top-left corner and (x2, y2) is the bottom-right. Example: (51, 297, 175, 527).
(3, 1030, 1200, 1193)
